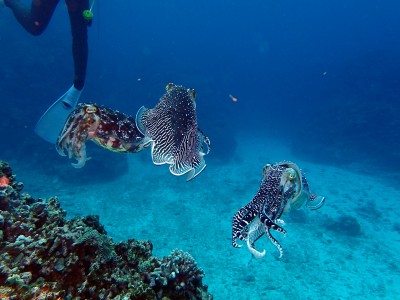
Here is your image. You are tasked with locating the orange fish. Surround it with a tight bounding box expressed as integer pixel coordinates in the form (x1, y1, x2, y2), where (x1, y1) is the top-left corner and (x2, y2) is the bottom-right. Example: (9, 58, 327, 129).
(0, 176, 10, 188)
(229, 94, 238, 102)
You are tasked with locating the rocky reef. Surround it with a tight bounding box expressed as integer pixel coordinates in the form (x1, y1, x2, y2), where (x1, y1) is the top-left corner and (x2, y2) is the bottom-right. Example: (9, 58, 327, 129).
(0, 161, 212, 299)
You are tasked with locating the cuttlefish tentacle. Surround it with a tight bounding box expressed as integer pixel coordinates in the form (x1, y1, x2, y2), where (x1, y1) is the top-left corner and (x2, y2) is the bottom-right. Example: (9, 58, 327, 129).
(259, 209, 286, 258)
(232, 206, 259, 248)
(259, 210, 286, 235)
(232, 195, 265, 248)
(265, 226, 284, 258)
(245, 218, 266, 258)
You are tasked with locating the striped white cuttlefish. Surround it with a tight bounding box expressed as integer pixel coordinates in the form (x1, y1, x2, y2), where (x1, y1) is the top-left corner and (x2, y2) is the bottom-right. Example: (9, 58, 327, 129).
(232, 161, 325, 258)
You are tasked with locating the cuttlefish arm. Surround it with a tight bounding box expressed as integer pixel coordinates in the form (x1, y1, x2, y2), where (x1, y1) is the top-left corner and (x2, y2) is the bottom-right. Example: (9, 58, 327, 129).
(56, 104, 100, 168)
(259, 208, 286, 258)
(245, 218, 267, 259)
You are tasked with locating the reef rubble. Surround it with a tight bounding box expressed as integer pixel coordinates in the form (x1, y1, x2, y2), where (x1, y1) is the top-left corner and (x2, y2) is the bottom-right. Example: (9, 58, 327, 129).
(0, 161, 212, 299)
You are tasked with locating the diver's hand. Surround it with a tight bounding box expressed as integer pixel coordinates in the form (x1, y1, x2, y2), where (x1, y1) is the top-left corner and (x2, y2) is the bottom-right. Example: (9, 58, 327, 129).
(62, 85, 82, 109)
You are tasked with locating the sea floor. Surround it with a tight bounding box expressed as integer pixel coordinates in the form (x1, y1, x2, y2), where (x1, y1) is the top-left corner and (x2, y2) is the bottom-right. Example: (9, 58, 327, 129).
(7, 135, 400, 300)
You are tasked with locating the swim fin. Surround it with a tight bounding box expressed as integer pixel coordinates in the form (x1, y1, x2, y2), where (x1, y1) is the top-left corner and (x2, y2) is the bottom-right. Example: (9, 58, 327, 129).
(34, 85, 82, 144)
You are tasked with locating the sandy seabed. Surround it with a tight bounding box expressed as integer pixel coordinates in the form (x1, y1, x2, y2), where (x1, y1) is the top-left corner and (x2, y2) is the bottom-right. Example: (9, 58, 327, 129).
(9, 135, 400, 300)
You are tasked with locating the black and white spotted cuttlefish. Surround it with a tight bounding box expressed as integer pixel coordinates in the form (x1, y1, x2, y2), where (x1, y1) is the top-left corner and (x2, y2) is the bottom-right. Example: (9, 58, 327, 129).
(135, 83, 211, 181)
(56, 103, 147, 168)
(232, 161, 325, 258)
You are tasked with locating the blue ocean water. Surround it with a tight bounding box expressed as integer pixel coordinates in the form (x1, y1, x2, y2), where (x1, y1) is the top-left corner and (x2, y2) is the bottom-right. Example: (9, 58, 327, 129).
(1, 0, 400, 299)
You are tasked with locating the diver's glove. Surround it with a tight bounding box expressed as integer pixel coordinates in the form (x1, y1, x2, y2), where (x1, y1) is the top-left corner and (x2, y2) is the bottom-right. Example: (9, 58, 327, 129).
(62, 85, 83, 109)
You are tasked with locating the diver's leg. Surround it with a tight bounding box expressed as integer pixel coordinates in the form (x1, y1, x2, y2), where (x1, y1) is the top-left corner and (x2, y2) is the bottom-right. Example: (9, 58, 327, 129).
(66, 0, 89, 91)
(5, 0, 60, 35)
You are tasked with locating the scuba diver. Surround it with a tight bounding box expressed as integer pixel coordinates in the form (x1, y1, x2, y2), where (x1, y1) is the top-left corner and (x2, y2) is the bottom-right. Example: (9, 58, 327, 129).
(3, 0, 94, 144)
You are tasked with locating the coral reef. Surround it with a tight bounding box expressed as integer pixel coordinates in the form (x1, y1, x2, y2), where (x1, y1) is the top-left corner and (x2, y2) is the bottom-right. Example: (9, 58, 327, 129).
(0, 161, 212, 299)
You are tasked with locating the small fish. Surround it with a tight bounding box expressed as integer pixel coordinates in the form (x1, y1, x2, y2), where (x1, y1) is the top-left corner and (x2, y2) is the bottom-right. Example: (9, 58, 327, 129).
(229, 94, 238, 102)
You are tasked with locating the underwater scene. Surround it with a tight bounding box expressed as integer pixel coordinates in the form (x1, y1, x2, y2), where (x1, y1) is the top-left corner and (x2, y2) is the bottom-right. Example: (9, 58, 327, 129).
(0, 0, 399, 299)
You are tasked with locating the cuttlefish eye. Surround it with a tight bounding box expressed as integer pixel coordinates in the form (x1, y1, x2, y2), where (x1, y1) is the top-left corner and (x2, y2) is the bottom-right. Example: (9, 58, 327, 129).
(262, 163, 272, 177)
(284, 168, 297, 181)
(85, 105, 97, 114)
(188, 88, 196, 99)
(166, 83, 175, 91)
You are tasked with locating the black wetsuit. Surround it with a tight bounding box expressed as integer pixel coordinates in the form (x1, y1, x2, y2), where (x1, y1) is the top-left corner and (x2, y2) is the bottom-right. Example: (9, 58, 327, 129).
(5, 0, 90, 91)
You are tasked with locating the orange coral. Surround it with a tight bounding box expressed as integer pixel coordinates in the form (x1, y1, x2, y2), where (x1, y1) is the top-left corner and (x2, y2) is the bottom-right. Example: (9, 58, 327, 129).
(0, 176, 9, 188)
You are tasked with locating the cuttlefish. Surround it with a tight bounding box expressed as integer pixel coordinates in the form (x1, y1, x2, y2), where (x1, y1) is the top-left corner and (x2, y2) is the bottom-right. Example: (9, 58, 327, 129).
(135, 83, 210, 181)
(232, 161, 325, 258)
(56, 103, 147, 168)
